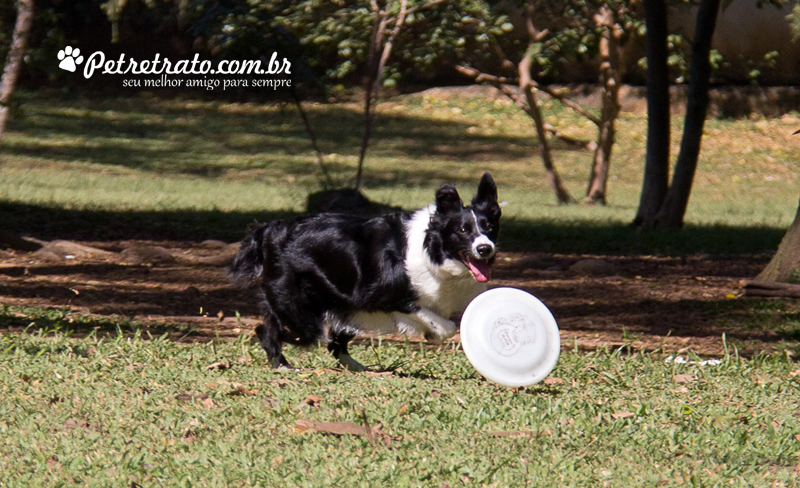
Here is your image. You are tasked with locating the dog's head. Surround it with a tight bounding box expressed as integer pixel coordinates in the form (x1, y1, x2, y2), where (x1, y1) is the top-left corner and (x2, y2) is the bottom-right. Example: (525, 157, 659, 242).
(425, 172, 501, 282)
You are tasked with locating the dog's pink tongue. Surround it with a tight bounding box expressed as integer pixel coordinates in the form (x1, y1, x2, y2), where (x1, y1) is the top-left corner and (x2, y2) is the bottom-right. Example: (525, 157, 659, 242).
(466, 258, 491, 283)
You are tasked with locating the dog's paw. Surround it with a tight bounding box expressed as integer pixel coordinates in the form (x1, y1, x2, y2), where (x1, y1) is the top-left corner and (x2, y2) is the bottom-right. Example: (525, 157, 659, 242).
(424, 331, 445, 344)
(337, 353, 368, 372)
(424, 320, 457, 344)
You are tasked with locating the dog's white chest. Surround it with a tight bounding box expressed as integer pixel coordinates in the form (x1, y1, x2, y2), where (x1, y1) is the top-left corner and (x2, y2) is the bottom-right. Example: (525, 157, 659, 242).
(404, 207, 487, 318)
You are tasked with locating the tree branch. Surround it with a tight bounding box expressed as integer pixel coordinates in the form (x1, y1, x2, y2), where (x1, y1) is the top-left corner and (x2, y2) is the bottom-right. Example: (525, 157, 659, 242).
(456, 66, 600, 126)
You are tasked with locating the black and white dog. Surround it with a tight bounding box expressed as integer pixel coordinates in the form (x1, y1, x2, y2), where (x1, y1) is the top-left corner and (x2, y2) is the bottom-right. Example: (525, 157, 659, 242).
(230, 172, 501, 370)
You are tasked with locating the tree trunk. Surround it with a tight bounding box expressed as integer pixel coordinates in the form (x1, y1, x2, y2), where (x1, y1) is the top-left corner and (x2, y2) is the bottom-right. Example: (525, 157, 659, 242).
(291, 86, 334, 189)
(585, 6, 622, 205)
(755, 199, 800, 283)
(354, 9, 388, 191)
(519, 54, 573, 204)
(355, 0, 411, 191)
(633, 0, 670, 226)
(653, 0, 720, 228)
(0, 0, 34, 144)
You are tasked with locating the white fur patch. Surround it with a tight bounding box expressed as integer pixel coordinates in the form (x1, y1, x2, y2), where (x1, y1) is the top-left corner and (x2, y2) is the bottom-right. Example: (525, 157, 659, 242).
(340, 308, 457, 343)
(404, 206, 486, 319)
(327, 204, 487, 343)
(470, 210, 495, 259)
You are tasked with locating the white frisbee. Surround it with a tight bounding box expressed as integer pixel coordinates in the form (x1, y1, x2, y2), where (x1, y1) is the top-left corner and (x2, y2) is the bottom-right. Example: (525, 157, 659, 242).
(460, 287, 560, 387)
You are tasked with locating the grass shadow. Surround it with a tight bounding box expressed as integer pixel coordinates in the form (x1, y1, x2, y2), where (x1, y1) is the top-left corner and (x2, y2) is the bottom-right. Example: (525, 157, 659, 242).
(6, 91, 583, 185)
(0, 305, 191, 338)
(1, 201, 787, 256)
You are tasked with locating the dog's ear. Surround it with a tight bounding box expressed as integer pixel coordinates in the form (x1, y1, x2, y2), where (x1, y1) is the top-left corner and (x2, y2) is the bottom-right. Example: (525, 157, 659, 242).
(472, 172, 497, 206)
(435, 184, 463, 214)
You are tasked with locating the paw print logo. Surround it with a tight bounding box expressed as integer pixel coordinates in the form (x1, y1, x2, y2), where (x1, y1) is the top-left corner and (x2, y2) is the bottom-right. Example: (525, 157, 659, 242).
(57, 46, 84, 73)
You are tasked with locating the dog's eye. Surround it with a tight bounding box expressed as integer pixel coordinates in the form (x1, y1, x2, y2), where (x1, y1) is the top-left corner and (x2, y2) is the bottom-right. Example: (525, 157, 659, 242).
(485, 224, 493, 232)
(458, 225, 468, 234)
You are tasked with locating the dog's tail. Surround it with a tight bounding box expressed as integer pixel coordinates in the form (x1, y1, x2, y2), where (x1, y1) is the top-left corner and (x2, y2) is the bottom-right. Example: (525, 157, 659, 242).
(228, 221, 288, 287)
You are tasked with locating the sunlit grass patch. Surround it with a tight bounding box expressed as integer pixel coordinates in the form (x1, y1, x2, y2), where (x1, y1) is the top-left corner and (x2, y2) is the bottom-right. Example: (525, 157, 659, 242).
(2, 320, 800, 486)
(1, 89, 799, 251)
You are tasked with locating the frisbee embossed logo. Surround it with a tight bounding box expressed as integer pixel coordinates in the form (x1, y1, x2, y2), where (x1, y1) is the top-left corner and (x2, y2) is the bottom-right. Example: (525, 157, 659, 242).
(490, 313, 537, 356)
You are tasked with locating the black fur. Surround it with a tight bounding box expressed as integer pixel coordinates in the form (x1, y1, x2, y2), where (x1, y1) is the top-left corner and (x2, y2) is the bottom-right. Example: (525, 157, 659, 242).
(230, 172, 501, 369)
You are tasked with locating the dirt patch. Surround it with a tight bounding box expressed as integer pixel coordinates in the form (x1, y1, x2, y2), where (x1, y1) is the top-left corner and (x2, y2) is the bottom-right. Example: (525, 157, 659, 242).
(0, 240, 792, 356)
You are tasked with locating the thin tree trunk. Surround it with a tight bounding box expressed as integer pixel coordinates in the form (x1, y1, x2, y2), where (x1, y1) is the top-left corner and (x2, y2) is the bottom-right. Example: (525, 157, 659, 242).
(354, 7, 388, 191)
(755, 198, 800, 283)
(633, 0, 670, 226)
(519, 54, 572, 204)
(0, 0, 34, 144)
(654, 0, 720, 228)
(585, 6, 621, 205)
(291, 87, 334, 189)
(355, 0, 408, 191)
(518, 4, 571, 204)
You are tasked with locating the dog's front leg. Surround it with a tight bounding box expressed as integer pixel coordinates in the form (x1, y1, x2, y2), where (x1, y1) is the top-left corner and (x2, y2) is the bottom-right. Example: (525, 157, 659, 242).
(394, 307, 457, 344)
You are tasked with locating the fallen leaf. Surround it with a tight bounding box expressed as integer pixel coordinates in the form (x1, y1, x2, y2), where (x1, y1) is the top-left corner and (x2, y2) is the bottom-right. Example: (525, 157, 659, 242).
(181, 429, 197, 443)
(294, 418, 400, 445)
(263, 397, 279, 409)
(295, 419, 368, 435)
(313, 368, 338, 375)
(269, 378, 290, 387)
(488, 430, 553, 438)
(673, 374, 694, 384)
(63, 419, 97, 431)
(611, 411, 635, 420)
(544, 377, 564, 385)
(227, 385, 259, 397)
(397, 404, 409, 416)
(64, 419, 84, 429)
(303, 394, 323, 407)
(205, 360, 231, 371)
(217, 310, 225, 321)
(789, 369, 800, 377)
(366, 371, 393, 377)
(360, 409, 376, 446)
(236, 357, 250, 364)
(176, 393, 194, 403)
(201, 397, 215, 409)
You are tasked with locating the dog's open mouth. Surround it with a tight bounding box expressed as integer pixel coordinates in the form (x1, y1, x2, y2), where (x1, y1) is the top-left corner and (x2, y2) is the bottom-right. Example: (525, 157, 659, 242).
(459, 251, 491, 283)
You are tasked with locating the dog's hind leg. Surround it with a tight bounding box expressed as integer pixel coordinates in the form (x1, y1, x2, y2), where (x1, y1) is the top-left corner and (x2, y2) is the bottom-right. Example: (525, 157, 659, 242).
(255, 318, 293, 369)
(327, 330, 367, 371)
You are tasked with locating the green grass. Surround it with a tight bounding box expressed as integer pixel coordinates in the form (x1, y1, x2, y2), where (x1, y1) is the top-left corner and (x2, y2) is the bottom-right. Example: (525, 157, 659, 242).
(2, 316, 800, 487)
(1, 89, 799, 254)
(3, 89, 800, 485)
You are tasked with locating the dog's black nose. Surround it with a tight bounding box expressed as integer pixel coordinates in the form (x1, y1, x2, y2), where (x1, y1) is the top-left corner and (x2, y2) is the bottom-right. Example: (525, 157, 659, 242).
(476, 244, 494, 258)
